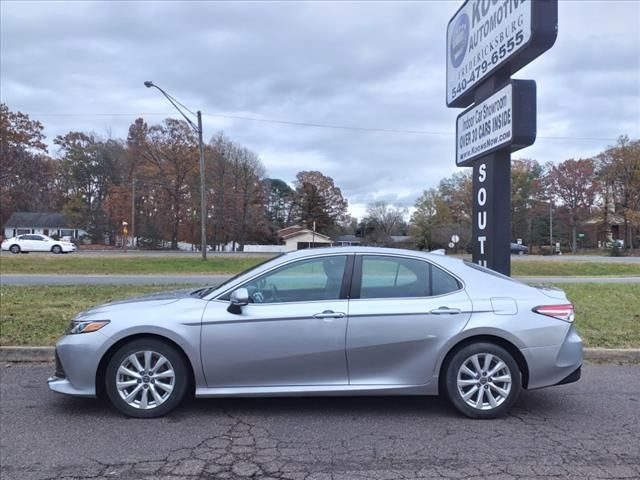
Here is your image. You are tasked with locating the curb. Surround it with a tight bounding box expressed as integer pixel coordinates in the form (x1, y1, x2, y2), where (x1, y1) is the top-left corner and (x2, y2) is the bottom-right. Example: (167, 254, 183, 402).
(1, 346, 55, 362)
(1, 346, 639, 364)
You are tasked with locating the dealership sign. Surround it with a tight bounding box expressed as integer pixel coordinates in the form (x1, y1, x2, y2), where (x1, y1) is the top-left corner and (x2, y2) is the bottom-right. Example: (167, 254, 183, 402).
(446, 0, 557, 275)
(456, 80, 536, 166)
(446, 0, 557, 107)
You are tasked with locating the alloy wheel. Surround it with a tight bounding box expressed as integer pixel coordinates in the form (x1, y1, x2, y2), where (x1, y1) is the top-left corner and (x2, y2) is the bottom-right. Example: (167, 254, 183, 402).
(456, 353, 512, 411)
(116, 350, 175, 410)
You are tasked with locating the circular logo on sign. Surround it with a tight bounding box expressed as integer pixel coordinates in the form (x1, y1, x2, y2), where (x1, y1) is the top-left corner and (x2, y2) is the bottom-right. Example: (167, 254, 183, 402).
(450, 13, 469, 68)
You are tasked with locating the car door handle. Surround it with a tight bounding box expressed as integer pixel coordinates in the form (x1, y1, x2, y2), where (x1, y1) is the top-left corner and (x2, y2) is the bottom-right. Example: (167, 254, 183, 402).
(313, 310, 346, 319)
(429, 307, 461, 315)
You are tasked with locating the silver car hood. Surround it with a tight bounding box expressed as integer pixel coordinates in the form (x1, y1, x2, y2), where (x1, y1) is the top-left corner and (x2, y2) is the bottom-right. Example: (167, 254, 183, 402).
(75, 288, 200, 319)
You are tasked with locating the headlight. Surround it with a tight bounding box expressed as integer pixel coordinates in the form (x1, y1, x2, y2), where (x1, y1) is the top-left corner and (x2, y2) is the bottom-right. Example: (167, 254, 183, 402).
(67, 320, 110, 334)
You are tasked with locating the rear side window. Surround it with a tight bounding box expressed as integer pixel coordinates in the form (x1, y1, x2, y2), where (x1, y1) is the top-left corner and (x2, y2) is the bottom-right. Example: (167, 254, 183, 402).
(432, 265, 461, 296)
(359, 256, 460, 299)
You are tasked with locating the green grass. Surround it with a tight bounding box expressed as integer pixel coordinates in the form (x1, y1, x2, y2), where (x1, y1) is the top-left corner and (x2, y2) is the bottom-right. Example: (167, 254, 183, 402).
(0, 255, 269, 275)
(1, 283, 638, 348)
(1, 254, 639, 277)
(0, 285, 190, 346)
(511, 261, 640, 277)
(554, 283, 640, 349)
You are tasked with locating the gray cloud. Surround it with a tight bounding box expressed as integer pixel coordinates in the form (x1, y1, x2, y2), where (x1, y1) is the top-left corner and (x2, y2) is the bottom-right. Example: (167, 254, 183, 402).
(1, 0, 638, 218)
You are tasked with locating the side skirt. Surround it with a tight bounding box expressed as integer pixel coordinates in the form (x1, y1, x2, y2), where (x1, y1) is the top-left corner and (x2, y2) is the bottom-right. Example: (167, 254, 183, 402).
(195, 383, 436, 398)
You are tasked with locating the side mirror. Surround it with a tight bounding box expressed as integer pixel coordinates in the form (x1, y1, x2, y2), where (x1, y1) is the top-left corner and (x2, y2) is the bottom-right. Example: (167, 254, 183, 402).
(227, 288, 249, 314)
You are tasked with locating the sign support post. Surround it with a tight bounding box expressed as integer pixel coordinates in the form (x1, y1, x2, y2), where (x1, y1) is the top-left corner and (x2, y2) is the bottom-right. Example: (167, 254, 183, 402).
(471, 73, 511, 274)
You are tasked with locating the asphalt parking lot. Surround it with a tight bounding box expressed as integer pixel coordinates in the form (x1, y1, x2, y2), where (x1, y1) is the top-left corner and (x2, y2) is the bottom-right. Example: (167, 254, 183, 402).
(1, 363, 639, 480)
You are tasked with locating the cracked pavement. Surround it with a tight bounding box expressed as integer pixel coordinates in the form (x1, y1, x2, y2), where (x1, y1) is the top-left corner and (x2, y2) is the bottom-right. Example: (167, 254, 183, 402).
(1, 364, 639, 480)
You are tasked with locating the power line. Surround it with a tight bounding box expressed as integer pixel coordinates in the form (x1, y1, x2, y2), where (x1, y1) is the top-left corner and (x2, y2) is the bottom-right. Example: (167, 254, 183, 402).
(28, 111, 618, 141)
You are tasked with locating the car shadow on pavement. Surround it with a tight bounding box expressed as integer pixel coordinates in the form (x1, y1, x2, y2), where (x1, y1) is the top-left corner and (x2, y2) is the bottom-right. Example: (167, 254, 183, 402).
(46, 386, 579, 421)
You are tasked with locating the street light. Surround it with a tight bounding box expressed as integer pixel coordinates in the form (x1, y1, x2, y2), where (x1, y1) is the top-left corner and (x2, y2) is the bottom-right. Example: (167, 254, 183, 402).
(144, 81, 207, 260)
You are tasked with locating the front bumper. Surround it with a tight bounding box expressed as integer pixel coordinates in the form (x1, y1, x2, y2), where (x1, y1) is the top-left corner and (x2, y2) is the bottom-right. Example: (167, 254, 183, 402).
(522, 324, 583, 390)
(48, 331, 113, 397)
(48, 376, 95, 397)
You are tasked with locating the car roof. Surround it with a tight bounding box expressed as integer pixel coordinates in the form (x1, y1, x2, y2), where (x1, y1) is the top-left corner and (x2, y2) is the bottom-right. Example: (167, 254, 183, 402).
(278, 246, 461, 266)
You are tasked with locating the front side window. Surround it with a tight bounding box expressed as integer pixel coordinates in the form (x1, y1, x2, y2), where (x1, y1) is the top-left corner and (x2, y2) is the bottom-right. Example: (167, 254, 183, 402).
(239, 255, 347, 304)
(359, 256, 460, 299)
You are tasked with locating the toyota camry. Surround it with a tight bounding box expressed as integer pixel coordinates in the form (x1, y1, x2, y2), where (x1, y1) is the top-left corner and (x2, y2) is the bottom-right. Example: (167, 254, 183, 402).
(49, 247, 582, 418)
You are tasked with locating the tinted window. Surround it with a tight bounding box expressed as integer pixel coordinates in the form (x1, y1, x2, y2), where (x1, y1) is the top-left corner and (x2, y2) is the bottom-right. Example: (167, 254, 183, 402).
(360, 256, 430, 299)
(359, 256, 461, 299)
(431, 264, 461, 296)
(32, 235, 44, 241)
(240, 256, 347, 304)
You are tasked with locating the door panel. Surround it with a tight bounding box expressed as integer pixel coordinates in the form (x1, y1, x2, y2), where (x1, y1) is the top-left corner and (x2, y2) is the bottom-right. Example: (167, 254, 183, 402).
(201, 300, 349, 387)
(346, 255, 472, 386)
(201, 254, 353, 388)
(19, 236, 36, 251)
(32, 235, 47, 251)
(347, 292, 472, 385)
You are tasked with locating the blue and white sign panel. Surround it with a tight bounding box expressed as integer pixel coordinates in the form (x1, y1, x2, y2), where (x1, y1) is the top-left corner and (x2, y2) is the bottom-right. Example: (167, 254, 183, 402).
(446, 0, 532, 107)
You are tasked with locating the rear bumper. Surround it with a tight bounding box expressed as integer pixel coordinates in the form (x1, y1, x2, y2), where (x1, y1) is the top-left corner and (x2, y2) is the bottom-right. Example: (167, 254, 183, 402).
(555, 365, 581, 386)
(522, 324, 583, 390)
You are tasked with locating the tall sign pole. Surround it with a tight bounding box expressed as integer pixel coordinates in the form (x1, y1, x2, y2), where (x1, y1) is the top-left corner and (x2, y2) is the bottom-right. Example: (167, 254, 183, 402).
(446, 0, 557, 275)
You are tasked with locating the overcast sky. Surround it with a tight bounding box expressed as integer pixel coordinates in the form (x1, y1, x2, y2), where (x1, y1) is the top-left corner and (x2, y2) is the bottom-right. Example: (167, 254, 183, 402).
(2, 0, 639, 218)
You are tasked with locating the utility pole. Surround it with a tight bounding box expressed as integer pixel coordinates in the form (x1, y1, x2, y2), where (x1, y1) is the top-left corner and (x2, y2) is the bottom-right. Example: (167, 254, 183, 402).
(144, 81, 207, 260)
(197, 111, 206, 259)
(549, 201, 553, 255)
(131, 176, 136, 249)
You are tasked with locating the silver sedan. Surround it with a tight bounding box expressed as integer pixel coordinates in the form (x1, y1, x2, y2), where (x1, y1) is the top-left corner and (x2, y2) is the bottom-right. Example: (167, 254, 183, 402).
(49, 247, 583, 418)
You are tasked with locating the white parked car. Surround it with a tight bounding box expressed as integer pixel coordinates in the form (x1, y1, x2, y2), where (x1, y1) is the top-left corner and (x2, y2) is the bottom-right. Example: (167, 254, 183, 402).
(1, 234, 77, 254)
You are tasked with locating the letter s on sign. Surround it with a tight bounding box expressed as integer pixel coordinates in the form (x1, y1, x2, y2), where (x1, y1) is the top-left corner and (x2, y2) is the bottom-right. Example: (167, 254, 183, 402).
(479, 163, 486, 182)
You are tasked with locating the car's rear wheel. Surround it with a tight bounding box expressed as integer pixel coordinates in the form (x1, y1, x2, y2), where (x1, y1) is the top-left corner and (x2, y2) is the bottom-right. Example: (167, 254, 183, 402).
(445, 342, 521, 419)
(105, 338, 188, 418)
(51, 245, 62, 254)
(9, 245, 20, 254)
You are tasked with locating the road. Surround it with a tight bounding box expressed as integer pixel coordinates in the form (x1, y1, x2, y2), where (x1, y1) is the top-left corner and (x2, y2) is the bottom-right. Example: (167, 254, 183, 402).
(2, 250, 639, 262)
(0, 274, 229, 286)
(1, 274, 639, 285)
(1, 364, 639, 480)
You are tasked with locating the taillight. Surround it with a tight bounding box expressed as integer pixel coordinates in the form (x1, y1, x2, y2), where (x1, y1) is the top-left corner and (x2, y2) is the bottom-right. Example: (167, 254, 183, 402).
(533, 304, 575, 323)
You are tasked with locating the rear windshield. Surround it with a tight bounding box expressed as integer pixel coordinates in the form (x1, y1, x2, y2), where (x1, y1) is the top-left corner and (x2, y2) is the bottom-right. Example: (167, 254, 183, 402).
(463, 261, 523, 284)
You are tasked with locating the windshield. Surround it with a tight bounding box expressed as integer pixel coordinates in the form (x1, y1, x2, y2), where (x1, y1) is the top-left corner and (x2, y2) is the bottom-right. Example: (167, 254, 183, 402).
(197, 254, 285, 298)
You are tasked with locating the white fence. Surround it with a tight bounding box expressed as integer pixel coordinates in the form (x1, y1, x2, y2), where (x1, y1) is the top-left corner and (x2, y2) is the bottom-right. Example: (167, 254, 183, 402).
(243, 245, 288, 253)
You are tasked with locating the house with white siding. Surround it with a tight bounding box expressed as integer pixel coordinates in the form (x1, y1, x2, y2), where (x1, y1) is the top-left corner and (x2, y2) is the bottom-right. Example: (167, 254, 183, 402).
(3, 212, 87, 240)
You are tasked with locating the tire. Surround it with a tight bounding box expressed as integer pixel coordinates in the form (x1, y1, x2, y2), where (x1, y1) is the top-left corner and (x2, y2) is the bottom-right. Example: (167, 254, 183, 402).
(445, 342, 521, 419)
(9, 245, 20, 254)
(105, 338, 188, 418)
(51, 245, 62, 254)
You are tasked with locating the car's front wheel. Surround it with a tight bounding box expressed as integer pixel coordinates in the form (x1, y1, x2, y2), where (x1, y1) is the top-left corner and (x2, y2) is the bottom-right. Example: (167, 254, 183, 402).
(445, 342, 521, 419)
(105, 338, 188, 418)
(51, 245, 62, 254)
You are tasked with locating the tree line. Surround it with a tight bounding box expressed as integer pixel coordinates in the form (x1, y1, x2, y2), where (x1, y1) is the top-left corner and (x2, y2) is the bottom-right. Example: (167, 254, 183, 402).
(1, 104, 350, 249)
(411, 138, 640, 252)
(1, 103, 638, 251)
